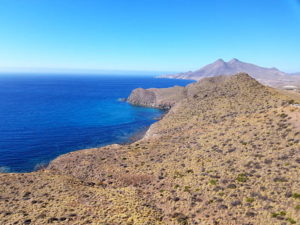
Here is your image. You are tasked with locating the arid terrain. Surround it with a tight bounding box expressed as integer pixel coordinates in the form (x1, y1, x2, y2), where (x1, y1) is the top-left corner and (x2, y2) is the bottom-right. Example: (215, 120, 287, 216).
(1, 73, 300, 225)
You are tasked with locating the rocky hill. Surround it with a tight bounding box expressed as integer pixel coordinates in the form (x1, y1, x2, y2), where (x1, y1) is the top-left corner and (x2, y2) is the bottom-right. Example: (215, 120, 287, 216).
(127, 86, 186, 109)
(160, 59, 300, 88)
(1, 73, 300, 225)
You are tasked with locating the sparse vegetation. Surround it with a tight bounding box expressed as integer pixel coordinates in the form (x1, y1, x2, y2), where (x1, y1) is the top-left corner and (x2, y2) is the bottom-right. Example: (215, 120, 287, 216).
(1, 74, 300, 224)
(287, 217, 297, 224)
(271, 211, 287, 218)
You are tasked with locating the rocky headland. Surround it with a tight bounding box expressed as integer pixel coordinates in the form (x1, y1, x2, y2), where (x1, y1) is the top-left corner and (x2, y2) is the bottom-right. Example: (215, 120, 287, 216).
(127, 86, 187, 109)
(1, 73, 300, 225)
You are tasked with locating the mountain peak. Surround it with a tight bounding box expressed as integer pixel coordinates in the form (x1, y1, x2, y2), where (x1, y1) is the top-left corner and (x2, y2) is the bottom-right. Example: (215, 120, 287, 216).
(215, 58, 225, 63)
(228, 58, 240, 64)
(212, 59, 226, 66)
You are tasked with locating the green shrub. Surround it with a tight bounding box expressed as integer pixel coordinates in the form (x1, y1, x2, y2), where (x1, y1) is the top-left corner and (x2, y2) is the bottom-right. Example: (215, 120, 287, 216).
(174, 184, 180, 189)
(183, 186, 191, 192)
(271, 211, 286, 218)
(209, 179, 217, 185)
(246, 197, 254, 203)
(280, 113, 288, 118)
(236, 173, 248, 182)
(292, 193, 300, 199)
(287, 217, 296, 224)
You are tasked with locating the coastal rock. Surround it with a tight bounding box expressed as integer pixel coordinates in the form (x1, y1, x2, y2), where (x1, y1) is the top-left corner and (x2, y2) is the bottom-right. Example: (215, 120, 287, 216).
(127, 85, 186, 109)
(127, 88, 157, 107)
(117, 97, 127, 102)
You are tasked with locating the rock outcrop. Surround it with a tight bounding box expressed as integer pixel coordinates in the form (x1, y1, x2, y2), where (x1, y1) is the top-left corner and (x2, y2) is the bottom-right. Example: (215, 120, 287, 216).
(127, 85, 186, 109)
(1, 73, 300, 225)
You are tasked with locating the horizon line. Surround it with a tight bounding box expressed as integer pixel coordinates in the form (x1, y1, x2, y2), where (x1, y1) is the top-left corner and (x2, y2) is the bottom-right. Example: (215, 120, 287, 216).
(0, 59, 299, 74)
(0, 67, 176, 76)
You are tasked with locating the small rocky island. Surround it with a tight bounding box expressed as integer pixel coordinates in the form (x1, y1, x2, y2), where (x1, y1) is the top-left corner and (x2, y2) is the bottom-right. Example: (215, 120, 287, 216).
(1, 73, 300, 225)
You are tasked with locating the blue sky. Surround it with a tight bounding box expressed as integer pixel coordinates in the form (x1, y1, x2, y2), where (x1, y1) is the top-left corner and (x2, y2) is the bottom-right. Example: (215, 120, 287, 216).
(0, 0, 299, 73)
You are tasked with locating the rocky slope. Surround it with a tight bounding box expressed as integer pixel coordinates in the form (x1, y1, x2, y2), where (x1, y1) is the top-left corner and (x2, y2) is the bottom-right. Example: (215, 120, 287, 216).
(127, 76, 232, 109)
(1, 73, 300, 225)
(160, 59, 300, 88)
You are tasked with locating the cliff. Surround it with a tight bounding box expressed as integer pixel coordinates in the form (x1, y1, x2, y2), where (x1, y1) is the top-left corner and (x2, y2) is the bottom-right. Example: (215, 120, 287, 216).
(127, 86, 186, 109)
(1, 73, 300, 225)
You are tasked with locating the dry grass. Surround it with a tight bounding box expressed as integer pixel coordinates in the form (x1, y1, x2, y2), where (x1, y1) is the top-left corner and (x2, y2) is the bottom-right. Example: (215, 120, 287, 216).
(118, 173, 154, 187)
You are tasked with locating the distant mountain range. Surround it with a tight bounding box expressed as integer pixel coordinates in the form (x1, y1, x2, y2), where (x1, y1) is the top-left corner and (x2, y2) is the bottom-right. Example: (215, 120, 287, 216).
(290, 72, 300, 76)
(159, 58, 300, 88)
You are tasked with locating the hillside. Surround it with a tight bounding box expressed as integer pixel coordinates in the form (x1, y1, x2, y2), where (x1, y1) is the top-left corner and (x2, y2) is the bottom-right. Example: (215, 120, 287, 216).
(160, 59, 300, 88)
(1, 73, 300, 225)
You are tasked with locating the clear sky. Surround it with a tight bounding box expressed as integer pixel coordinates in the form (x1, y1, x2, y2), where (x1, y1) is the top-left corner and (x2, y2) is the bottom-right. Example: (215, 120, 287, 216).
(0, 0, 299, 73)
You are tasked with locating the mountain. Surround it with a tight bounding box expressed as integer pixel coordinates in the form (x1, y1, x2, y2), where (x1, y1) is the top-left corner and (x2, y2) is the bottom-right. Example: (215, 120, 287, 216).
(160, 58, 300, 88)
(290, 72, 300, 76)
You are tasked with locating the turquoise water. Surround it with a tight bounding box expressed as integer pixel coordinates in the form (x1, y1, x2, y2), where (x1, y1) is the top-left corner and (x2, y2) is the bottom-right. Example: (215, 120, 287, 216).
(0, 74, 193, 172)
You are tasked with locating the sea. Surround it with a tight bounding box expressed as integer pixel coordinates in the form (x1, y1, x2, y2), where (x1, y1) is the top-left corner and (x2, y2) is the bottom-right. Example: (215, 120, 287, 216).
(0, 74, 193, 172)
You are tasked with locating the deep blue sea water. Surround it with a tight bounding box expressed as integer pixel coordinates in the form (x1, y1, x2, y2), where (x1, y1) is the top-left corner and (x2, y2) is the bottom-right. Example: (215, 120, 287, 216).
(0, 74, 193, 172)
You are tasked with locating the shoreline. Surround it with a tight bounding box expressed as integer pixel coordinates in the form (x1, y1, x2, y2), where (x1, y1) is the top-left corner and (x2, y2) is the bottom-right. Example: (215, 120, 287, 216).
(0, 106, 167, 174)
(121, 108, 168, 145)
(43, 106, 168, 172)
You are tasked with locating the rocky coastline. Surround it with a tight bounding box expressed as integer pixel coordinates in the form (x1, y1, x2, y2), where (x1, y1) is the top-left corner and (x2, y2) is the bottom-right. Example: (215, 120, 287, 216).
(1, 73, 300, 225)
